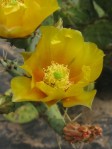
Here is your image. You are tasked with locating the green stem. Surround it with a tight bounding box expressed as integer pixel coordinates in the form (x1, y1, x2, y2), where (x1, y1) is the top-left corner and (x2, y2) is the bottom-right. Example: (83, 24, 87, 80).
(37, 103, 66, 135)
(0, 58, 27, 77)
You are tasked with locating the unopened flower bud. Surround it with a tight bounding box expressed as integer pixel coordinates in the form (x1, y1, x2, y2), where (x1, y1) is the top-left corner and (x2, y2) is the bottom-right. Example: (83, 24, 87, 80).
(63, 122, 102, 144)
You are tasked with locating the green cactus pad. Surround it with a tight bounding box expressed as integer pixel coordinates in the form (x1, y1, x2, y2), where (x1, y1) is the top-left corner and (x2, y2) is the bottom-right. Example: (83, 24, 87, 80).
(4, 103, 38, 124)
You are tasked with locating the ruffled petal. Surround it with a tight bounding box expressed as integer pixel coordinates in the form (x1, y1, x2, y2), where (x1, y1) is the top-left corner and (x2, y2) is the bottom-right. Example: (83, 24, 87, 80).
(11, 76, 45, 102)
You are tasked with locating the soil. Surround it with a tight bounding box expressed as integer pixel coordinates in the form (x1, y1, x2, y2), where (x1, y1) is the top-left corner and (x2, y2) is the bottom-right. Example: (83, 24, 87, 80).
(0, 39, 112, 149)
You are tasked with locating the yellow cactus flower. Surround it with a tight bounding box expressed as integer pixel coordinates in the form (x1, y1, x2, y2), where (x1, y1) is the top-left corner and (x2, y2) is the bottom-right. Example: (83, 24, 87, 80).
(11, 26, 104, 107)
(0, 0, 59, 38)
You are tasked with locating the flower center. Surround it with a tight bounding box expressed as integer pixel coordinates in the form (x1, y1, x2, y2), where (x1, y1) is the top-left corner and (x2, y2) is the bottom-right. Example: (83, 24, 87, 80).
(1, 0, 23, 6)
(43, 62, 72, 91)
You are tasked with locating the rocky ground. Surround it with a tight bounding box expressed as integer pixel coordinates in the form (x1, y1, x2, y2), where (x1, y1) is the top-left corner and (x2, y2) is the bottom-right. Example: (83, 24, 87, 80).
(0, 39, 112, 149)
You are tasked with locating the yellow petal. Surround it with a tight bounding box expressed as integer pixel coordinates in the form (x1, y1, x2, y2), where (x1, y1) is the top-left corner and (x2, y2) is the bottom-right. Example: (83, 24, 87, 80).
(0, 3, 26, 37)
(65, 84, 85, 97)
(38, 26, 84, 65)
(82, 43, 104, 81)
(84, 43, 104, 82)
(23, 0, 59, 28)
(63, 89, 96, 108)
(21, 54, 44, 88)
(36, 81, 65, 102)
(11, 76, 45, 102)
(76, 65, 92, 87)
(0, 2, 26, 15)
(70, 42, 104, 82)
(0, 0, 59, 38)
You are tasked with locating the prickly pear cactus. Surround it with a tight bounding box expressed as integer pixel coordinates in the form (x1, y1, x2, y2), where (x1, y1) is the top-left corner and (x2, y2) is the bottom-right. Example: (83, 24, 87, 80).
(4, 103, 38, 124)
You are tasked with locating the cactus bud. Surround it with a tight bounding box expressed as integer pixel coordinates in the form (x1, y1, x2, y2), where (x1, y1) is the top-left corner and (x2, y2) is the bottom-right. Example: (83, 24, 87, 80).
(63, 122, 102, 143)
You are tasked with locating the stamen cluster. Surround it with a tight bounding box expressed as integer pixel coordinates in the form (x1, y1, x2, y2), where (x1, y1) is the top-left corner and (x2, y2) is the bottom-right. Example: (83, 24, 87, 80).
(43, 62, 72, 90)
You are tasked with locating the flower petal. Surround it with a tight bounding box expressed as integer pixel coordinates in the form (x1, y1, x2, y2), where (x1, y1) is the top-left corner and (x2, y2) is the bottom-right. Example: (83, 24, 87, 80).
(38, 26, 84, 66)
(11, 76, 45, 102)
(0, 3, 26, 37)
(63, 89, 96, 108)
(21, 54, 44, 88)
(24, 0, 59, 26)
(0, 0, 59, 38)
(36, 81, 65, 102)
(83, 42, 104, 82)
(70, 42, 104, 82)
